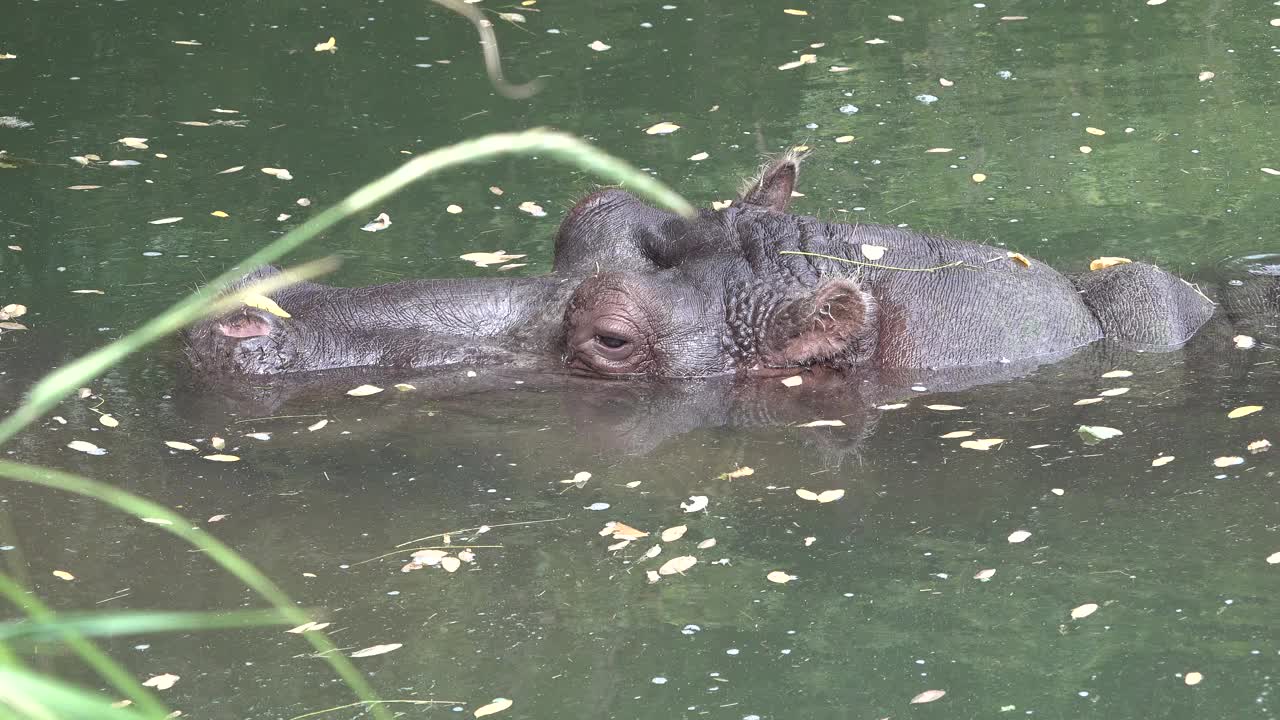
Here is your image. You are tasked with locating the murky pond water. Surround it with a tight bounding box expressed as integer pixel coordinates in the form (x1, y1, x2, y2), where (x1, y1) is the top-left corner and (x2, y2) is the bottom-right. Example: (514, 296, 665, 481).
(2, 0, 1278, 718)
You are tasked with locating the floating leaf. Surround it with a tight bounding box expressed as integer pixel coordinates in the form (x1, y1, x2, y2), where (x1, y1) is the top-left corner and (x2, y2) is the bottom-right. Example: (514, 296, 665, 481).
(261, 167, 293, 180)
(1007, 530, 1031, 543)
(211, 210, 229, 218)
(1074, 397, 1103, 406)
(142, 674, 180, 690)
(797, 419, 845, 427)
(974, 568, 996, 580)
(561, 470, 592, 485)
(926, 404, 965, 411)
(208, 514, 228, 522)
(287, 621, 331, 634)
(1247, 439, 1271, 453)
(0, 303, 26, 319)
(657, 555, 697, 575)
(939, 77, 954, 86)
(141, 517, 173, 525)
(350, 643, 402, 658)
(346, 384, 384, 397)
(517, 200, 546, 216)
(1078, 425, 1123, 440)
(697, 538, 716, 549)
(217, 165, 244, 174)
(960, 438, 1004, 451)
(910, 689, 945, 704)
(717, 466, 754, 480)
(1197, 70, 1215, 81)
(441, 556, 461, 572)
(1090, 256, 1132, 271)
(1213, 456, 1244, 467)
(1151, 455, 1175, 467)
(680, 495, 708, 513)
(362, 212, 392, 232)
(1266, 551, 1280, 564)
(660, 525, 688, 542)
(780, 375, 803, 387)
(940, 430, 974, 439)
(67, 185, 102, 190)
(446, 204, 463, 214)
(587, 40, 611, 51)
(767, 570, 796, 583)
(1101, 369, 1132, 378)
(644, 121, 681, 135)
(1099, 387, 1130, 397)
(52, 570, 75, 581)
(307, 419, 328, 431)
(783, 8, 808, 15)
(67, 440, 106, 455)
(1234, 334, 1256, 349)
(474, 698, 513, 718)
(877, 402, 908, 410)
(165, 441, 198, 451)
(1086, 126, 1106, 136)
(1227, 405, 1262, 419)
(1070, 603, 1099, 619)
(602, 522, 648, 540)
(314, 36, 337, 52)
(835, 135, 855, 143)
(99, 414, 119, 428)
(203, 454, 240, 462)
(242, 293, 291, 318)
(148, 216, 183, 225)
(107, 159, 140, 166)
(460, 251, 526, 267)
(1184, 672, 1203, 686)
(688, 151, 709, 161)
(972, 173, 987, 183)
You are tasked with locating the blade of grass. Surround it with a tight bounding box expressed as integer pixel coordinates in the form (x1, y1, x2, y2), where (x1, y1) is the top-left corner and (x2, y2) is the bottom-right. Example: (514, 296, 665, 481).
(0, 460, 391, 720)
(0, 574, 169, 717)
(0, 608, 289, 643)
(0, 667, 158, 720)
(0, 128, 692, 446)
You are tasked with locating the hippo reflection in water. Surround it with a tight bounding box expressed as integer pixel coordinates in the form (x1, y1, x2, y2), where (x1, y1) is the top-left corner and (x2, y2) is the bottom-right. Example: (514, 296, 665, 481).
(183, 153, 1219, 380)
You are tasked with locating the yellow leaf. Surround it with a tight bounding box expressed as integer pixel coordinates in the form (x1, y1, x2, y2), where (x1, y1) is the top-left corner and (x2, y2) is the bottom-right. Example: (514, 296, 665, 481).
(657, 555, 697, 575)
(960, 438, 1004, 451)
(314, 36, 337, 52)
(1086, 126, 1106, 136)
(1227, 405, 1262, 419)
(202, 454, 240, 462)
(241, 293, 291, 318)
(350, 643, 402, 658)
(474, 698, 513, 718)
(1184, 671, 1203, 686)
(165, 441, 198, 451)
(1007, 251, 1031, 267)
(1070, 602, 1099, 619)
(783, 8, 808, 15)
(910, 689, 945, 704)
(939, 430, 974, 439)
(660, 525, 688, 542)
(815, 489, 845, 503)
(346, 384, 384, 397)
(926, 404, 965, 411)
(99, 414, 119, 428)
(1090, 256, 1132, 271)
(644, 121, 681, 135)
(211, 210, 229, 218)
(1151, 455, 1175, 467)
(52, 570, 75, 581)
(142, 674, 180, 690)
(766, 570, 796, 583)
(835, 135, 854, 143)
(971, 173, 987, 183)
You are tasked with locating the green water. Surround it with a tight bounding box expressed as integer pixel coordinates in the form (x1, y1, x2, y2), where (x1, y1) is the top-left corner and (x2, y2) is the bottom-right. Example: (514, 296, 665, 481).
(2, 1, 1278, 718)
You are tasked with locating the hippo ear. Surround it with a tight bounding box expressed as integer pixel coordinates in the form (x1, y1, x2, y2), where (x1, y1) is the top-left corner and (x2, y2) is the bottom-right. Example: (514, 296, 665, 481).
(761, 279, 875, 366)
(217, 308, 277, 339)
(739, 150, 807, 213)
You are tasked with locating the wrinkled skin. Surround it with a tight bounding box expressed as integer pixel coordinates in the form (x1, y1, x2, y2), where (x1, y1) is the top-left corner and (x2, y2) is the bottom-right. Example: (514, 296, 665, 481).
(184, 153, 1220, 380)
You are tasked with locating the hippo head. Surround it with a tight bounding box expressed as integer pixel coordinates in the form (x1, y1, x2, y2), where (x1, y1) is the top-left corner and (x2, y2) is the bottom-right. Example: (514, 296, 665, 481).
(555, 153, 879, 378)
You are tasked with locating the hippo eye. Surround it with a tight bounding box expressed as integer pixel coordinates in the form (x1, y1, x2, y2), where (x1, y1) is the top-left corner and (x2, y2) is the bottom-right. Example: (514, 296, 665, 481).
(595, 334, 629, 349)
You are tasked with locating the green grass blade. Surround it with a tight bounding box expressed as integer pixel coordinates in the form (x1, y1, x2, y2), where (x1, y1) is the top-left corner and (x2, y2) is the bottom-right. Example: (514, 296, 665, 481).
(0, 460, 391, 720)
(0, 667, 159, 720)
(0, 574, 170, 717)
(0, 128, 691, 447)
(0, 609, 289, 643)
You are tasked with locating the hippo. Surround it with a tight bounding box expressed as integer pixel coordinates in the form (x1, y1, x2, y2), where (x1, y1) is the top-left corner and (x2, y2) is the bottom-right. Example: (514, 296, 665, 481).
(182, 152, 1218, 379)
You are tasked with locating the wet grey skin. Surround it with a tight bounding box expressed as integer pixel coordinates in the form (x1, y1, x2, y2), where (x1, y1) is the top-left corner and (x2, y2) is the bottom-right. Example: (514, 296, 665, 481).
(183, 152, 1219, 380)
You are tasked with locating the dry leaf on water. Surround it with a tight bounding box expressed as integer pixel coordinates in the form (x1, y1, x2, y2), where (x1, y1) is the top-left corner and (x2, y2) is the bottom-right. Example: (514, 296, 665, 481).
(960, 438, 1004, 451)
(681, 495, 708, 513)
(52, 570, 75, 581)
(644, 122, 680, 135)
(974, 568, 996, 580)
(795, 488, 845, 503)
(1151, 456, 1175, 467)
(1227, 405, 1262, 419)
(939, 430, 974, 439)
(1071, 603, 1098, 619)
(346, 384, 383, 397)
(350, 643, 401, 658)
(910, 689, 945, 704)
(766, 570, 796, 584)
(165, 441, 198, 451)
(657, 556, 696, 575)
(460, 251, 526, 267)
(142, 674, 180, 690)
(1007, 530, 1031, 543)
(798, 419, 845, 427)
(286, 621, 331, 634)
(660, 525, 687, 542)
(1184, 671, 1203, 686)
(203, 454, 240, 462)
(474, 698, 513, 717)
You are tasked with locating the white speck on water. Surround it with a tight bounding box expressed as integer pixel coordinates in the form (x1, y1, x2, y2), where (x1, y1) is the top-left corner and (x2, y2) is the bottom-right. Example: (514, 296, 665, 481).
(805, 122, 818, 129)
(546, 28, 561, 33)
(414, 36, 429, 40)
(652, 676, 668, 684)
(142, 251, 162, 256)
(586, 502, 610, 510)
(996, 70, 1013, 79)
(414, 63, 432, 68)
(640, 21, 653, 27)
(726, 648, 740, 655)
(1078, 691, 1090, 697)
(681, 624, 702, 635)
(915, 94, 938, 104)
(839, 104, 859, 114)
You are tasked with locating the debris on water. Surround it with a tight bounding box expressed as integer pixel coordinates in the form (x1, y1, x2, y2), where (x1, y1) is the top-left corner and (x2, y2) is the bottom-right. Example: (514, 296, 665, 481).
(361, 212, 392, 232)
(1227, 405, 1262, 419)
(681, 624, 701, 635)
(1078, 425, 1122, 443)
(795, 488, 844, 503)
(588, 40, 611, 51)
(585, 502, 610, 510)
(0, 116, 33, 129)
(1213, 456, 1244, 467)
(1070, 602, 1099, 619)
(1007, 530, 1031, 543)
(915, 94, 938, 104)
(1247, 439, 1270, 453)
(995, 70, 1013, 79)
(1152, 455, 1176, 467)
(261, 167, 292, 180)
(838, 104, 859, 114)
(1234, 334, 1256, 349)
(767, 570, 796, 584)
(680, 495, 709, 513)
(960, 438, 1004, 450)
(658, 555, 696, 575)
(940, 430, 974, 439)
(644, 121, 681, 135)
(67, 440, 107, 455)
(460, 251, 526, 267)
(518, 201, 546, 217)
(974, 568, 996, 580)
(910, 689, 945, 704)
(473, 698, 513, 717)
